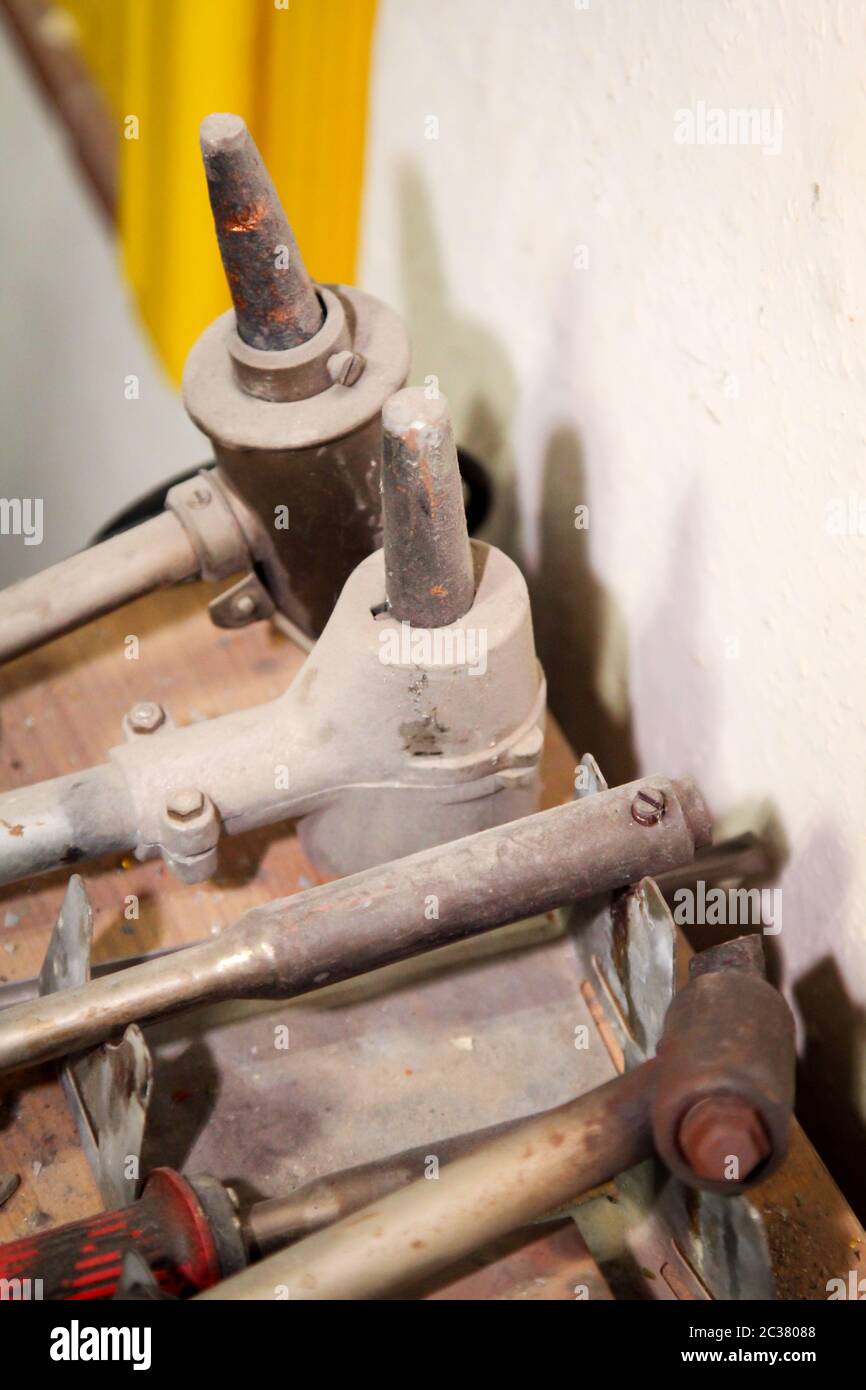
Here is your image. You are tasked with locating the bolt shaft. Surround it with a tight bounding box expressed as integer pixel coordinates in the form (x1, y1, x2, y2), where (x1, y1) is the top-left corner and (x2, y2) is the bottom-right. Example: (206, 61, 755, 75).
(382, 389, 475, 627)
(199, 113, 323, 351)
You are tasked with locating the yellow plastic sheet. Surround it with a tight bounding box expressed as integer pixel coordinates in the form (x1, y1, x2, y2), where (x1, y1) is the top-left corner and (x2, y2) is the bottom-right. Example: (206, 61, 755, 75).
(61, 0, 377, 382)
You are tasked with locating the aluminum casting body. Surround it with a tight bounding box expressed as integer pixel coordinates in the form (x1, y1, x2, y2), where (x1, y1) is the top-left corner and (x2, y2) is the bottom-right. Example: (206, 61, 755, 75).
(0, 538, 544, 885)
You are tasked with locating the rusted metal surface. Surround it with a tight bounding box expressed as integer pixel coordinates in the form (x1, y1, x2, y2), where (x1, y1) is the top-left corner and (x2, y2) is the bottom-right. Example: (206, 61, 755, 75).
(679, 1096, 771, 1185)
(139, 908, 608, 1209)
(0, 1108, 615, 1298)
(427, 1222, 614, 1301)
(200, 114, 323, 352)
(753, 1124, 866, 1301)
(0, 776, 710, 1075)
(382, 389, 475, 627)
(245, 1113, 551, 1257)
(653, 936, 796, 1195)
(198, 1064, 657, 1300)
(198, 935, 795, 1300)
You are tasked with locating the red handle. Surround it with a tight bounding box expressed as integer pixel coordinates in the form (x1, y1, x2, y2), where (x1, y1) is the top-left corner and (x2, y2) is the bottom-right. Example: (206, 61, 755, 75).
(0, 1168, 223, 1300)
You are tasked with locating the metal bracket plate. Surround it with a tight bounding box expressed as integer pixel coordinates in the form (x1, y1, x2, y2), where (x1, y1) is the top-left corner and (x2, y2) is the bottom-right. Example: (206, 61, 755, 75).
(39, 877, 153, 1208)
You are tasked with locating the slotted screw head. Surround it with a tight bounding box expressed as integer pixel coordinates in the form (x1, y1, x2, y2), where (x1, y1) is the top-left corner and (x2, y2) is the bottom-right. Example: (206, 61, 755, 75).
(327, 350, 366, 386)
(630, 787, 666, 826)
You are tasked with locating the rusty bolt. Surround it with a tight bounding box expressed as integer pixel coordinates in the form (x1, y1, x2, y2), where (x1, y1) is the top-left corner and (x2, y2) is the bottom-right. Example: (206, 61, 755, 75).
(678, 1095, 772, 1184)
(327, 349, 366, 387)
(128, 701, 165, 734)
(166, 788, 206, 822)
(630, 787, 666, 826)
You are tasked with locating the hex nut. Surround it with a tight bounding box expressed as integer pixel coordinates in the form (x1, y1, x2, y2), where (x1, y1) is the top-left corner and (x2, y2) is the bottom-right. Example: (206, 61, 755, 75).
(128, 701, 165, 734)
(678, 1095, 772, 1184)
(166, 787, 206, 821)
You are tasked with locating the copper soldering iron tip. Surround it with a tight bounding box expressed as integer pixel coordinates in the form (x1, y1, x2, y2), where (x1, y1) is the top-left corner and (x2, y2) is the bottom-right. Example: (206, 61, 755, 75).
(381, 388, 475, 628)
(199, 112, 324, 351)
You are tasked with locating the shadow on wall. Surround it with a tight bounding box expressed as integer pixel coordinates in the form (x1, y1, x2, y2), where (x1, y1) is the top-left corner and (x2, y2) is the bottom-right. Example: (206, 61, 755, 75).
(394, 161, 866, 1220)
(532, 425, 638, 785)
(634, 485, 719, 787)
(396, 160, 638, 783)
(796, 956, 866, 1220)
(789, 823, 866, 1218)
(396, 161, 522, 558)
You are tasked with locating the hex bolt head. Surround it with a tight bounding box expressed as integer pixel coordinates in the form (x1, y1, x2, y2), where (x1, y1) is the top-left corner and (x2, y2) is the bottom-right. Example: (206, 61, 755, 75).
(166, 787, 206, 822)
(678, 1095, 772, 1184)
(630, 787, 666, 826)
(128, 701, 165, 734)
(327, 349, 366, 387)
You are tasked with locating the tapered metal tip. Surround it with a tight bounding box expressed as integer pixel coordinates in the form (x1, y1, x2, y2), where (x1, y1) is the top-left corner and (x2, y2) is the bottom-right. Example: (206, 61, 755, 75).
(382, 388, 475, 627)
(199, 112, 323, 351)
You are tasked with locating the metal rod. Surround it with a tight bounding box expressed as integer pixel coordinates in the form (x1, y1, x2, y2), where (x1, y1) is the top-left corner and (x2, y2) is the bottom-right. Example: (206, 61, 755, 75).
(0, 765, 136, 881)
(200, 113, 323, 351)
(245, 1116, 534, 1258)
(382, 389, 475, 626)
(200, 1062, 656, 1300)
(0, 513, 198, 664)
(0, 776, 710, 1075)
(0, 944, 186, 1011)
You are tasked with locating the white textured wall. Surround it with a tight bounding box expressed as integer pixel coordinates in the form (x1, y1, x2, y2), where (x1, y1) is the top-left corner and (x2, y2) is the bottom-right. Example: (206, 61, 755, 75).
(0, 31, 204, 588)
(360, 0, 866, 1167)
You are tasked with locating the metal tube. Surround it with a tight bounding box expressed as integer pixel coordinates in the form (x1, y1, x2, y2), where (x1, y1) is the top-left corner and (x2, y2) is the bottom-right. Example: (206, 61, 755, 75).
(200, 1062, 656, 1300)
(382, 389, 475, 627)
(0, 512, 198, 663)
(245, 1116, 533, 1257)
(0, 765, 136, 880)
(0, 776, 711, 1074)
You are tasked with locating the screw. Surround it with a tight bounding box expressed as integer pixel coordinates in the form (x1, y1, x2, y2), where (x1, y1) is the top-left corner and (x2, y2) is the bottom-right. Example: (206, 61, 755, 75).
(678, 1095, 772, 1184)
(630, 787, 666, 826)
(166, 788, 206, 821)
(327, 349, 366, 387)
(232, 593, 257, 620)
(128, 701, 165, 734)
(187, 486, 212, 510)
